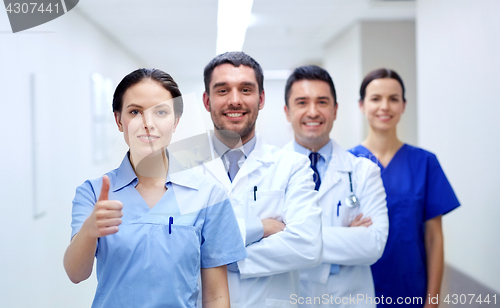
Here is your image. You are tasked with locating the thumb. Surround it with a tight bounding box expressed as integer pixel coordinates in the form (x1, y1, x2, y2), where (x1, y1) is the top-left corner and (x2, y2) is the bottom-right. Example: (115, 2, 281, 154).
(98, 175, 110, 201)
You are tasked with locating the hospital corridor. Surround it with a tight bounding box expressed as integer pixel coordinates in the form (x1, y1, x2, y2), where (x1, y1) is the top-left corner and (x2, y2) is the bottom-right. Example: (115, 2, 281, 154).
(1, 0, 499, 307)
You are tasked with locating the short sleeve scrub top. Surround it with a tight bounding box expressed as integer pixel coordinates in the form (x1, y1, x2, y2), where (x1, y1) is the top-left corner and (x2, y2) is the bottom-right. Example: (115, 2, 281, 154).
(349, 144, 460, 307)
(71, 153, 247, 308)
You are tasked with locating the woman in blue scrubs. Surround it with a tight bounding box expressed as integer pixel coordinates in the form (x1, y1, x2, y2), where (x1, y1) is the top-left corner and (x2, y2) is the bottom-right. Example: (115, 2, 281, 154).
(64, 68, 247, 308)
(349, 69, 460, 308)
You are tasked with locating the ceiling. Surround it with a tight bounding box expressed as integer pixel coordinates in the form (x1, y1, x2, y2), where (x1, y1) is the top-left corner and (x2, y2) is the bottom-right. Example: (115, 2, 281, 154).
(75, 0, 415, 81)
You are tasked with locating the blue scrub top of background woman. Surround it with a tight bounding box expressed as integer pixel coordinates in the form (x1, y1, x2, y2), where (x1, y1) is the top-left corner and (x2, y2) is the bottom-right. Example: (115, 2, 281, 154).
(349, 144, 460, 307)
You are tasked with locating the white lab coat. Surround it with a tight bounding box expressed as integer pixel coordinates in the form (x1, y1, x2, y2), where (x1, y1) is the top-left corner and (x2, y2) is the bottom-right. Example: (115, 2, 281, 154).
(283, 139, 388, 308)
(180, 134, 323, 308)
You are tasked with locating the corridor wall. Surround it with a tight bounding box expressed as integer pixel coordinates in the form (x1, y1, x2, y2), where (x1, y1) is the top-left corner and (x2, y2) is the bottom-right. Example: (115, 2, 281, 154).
(0, 9, 143, 308)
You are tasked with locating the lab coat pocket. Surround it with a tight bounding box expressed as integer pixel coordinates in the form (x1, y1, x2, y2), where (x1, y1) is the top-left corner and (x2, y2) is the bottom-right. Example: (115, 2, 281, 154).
(334, 198, 361, 227)
(248, 189, 285, 219)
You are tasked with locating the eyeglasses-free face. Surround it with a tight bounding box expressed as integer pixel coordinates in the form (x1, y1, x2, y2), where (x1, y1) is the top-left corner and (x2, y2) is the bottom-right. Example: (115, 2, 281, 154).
(285, 79, 337, 151)
(203, 63, 265, 144)
(115, 80, 179, 160)
(360, 78, 406, 133)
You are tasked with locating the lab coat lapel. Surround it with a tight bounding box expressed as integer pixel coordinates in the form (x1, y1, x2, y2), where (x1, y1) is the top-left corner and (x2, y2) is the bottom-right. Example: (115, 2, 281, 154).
(318, 140, 353, 201)
(198, 132, 233, 192)
(282, 140, 294, 152)
(204, 157, 232, 192)
(283, 139, 342, 200)
(317, 169, 342, 200)
(231, 136, 272, 189)
(231, 156, 261, 192)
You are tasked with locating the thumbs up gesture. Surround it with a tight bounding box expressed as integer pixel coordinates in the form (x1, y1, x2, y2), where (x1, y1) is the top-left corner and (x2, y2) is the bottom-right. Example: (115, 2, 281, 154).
(82, 175, 123, 239)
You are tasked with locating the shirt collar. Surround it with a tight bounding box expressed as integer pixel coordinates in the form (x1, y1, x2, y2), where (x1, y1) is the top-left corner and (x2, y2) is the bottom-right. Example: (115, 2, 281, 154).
(114, 153, 138, 191)
(293, 139, 333, 165)
(113, 152, 199, 192)
(167, 153, 200, 190)
(213, 133, 257, 158)
(167, 169, 200, 191)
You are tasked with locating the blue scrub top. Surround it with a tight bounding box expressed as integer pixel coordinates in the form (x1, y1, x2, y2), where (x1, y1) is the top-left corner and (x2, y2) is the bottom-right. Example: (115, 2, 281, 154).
(349, 144, 460, 307)
(71, 153, 247, 308)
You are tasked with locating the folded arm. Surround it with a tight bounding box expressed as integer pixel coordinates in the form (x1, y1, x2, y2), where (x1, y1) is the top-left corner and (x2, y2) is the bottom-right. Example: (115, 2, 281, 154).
(322, 164, 388, 266)
(238, 157, 323, 279)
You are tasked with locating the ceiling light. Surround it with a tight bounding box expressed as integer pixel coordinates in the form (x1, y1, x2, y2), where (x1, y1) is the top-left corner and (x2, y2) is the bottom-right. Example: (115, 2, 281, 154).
(216, 0, 254, 54)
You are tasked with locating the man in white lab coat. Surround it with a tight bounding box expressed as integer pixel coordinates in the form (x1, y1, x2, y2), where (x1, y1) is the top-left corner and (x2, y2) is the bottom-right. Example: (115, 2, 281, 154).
(195, 52, 323, 307)
(283, 65, 389, 307)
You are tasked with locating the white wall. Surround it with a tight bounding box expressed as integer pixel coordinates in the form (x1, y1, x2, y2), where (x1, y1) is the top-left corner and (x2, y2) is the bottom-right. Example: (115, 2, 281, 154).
(323, 24, 364, 150)
(361, 21, 417, 146)
(417, 0, 500, 293)
(169, 78, 210, 142)
(256, 79, 294, 147)
(323, 21, 416, 150)
(0, 10, 143, 308)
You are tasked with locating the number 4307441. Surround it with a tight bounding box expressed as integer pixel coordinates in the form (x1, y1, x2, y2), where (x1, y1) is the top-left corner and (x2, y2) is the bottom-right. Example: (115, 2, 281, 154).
(443, 294, 496, 305)
(5, 2, 59, 14)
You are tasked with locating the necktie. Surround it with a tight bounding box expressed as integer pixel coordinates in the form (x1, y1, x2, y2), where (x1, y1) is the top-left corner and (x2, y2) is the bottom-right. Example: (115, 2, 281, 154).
(309, 152, 321, 190)
(226, 150, 243, 182)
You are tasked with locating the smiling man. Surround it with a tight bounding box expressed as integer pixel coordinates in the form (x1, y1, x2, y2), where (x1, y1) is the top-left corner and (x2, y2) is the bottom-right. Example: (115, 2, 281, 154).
(204, 62, 261, 144)
(283, 65, 389, 308)
(194, 52, 323, 308)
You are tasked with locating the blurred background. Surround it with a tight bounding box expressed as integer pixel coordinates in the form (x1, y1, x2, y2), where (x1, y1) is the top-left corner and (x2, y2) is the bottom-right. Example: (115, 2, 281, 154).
(1, 0, 499, 307)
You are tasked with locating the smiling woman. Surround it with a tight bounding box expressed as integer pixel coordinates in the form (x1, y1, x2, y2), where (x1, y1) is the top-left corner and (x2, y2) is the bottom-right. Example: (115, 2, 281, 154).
(63, 68, 247, 308)
(350, 68, 460, 308)
(115, 79, 178, 178)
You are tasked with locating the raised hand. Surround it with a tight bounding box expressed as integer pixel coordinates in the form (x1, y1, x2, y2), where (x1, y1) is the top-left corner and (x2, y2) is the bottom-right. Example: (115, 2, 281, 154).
(64, 175, 124, 283)
(82, 175, 123, 239)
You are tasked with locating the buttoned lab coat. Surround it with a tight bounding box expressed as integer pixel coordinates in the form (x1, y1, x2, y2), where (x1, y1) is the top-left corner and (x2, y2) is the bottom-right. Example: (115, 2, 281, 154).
(175, 134, 323, 308)
(284, 140, 388, 307)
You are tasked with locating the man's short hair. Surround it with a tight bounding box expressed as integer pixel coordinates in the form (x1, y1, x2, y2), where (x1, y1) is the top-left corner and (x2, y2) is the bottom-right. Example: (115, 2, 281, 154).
(284, 65, 337, 106)
(204, 51, 264, 94)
